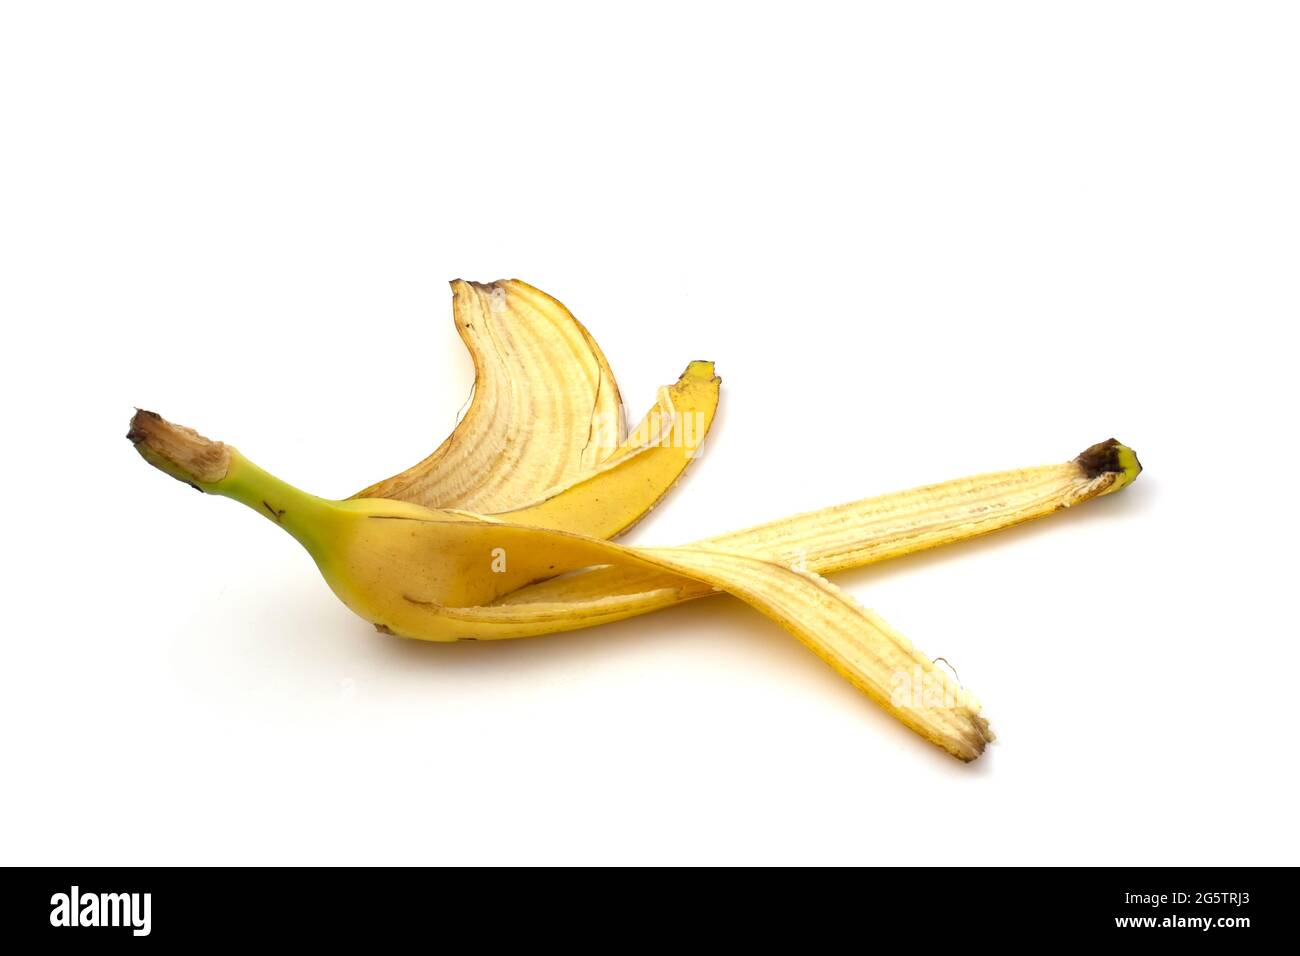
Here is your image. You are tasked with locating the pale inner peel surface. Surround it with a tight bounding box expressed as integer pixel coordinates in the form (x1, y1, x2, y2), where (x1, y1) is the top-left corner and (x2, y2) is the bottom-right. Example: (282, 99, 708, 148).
(352, 279, 626, 512)
(493, 361, 720, 539)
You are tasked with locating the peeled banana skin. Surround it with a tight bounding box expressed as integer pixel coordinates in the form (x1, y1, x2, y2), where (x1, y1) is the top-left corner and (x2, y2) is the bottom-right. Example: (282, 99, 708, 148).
(128, 279, 1141, 762)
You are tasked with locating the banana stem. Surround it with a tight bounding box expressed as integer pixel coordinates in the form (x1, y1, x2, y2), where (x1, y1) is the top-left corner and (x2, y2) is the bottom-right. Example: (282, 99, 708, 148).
(210, 454, 338, 554)
(127, 409, 337, 556)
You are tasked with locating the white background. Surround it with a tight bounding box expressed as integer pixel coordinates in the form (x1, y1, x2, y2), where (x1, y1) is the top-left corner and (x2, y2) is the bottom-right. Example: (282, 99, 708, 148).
(3, 2, 1297, 865)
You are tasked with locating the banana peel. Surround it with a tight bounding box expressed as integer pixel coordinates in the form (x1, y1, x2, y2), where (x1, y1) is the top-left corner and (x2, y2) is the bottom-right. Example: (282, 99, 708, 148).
(499, 441, 1140, 612)
(496, 359, 720, 539)
(353, 279, 628, 511)
(129, 279, 1142, 762)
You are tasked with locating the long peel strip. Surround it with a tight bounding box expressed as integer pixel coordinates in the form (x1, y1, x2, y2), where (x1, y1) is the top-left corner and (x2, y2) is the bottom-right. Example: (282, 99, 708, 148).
(493, 449, 1135, 618)
(389, 517, 993, 761)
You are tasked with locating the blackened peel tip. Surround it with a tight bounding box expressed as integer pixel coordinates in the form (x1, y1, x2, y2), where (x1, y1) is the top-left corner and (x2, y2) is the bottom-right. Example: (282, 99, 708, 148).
(1075, 438, 1140, 478)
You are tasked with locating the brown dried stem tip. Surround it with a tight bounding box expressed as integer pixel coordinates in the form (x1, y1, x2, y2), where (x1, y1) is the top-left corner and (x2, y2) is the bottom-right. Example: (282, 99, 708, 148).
(127, 409, 231, 487)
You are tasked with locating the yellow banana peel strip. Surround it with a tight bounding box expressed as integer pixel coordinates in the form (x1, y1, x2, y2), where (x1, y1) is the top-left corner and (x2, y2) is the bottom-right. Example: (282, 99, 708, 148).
(355, 279, 720, 540)
(496, 360, 720, 539)
(354, 279, 628, 512)
(378, 516, 992, 762)
(495, 442, 1140, 615)
(129, 279, 1143, 762)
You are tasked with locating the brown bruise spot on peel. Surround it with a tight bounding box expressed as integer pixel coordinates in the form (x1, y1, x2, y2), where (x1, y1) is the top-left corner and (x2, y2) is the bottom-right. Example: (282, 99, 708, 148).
(374, 623, 395, 635)
(127, 409, 231, 486)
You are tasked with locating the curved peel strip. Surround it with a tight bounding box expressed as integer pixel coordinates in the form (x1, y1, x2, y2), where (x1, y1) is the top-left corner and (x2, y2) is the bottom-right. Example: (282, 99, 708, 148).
(368, 516, 991, 762)
(493, 361, 720, 539)
(353, 279, 626, 512)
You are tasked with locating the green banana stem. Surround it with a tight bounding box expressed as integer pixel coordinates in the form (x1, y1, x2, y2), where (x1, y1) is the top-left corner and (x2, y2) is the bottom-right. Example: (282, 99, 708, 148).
(211, 455, 339, 556)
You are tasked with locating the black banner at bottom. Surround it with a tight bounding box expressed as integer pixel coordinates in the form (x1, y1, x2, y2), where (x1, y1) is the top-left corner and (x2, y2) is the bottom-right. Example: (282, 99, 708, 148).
(2, 866, 1289, 944)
